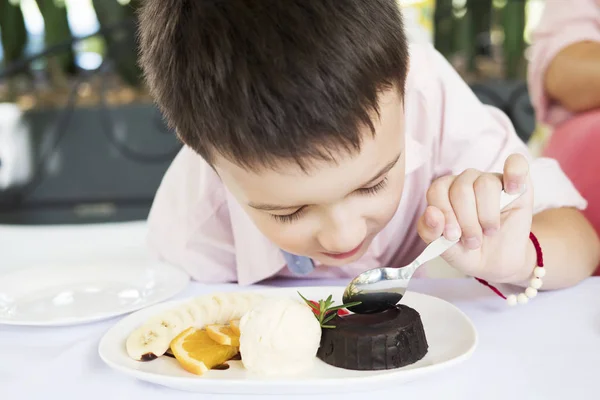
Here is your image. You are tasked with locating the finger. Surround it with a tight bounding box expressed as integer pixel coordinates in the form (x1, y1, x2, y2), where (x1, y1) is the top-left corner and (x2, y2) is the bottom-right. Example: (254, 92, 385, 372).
(473, 173, 502, 236)
(417, 206, 445, 244)
(503, 153, 530, 194)
(449, 169, 482, 249)
(426, 175, 461, 241)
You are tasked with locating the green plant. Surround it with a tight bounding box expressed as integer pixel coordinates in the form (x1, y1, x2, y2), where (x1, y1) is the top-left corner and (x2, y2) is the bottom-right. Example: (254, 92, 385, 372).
(0, 0, 28, 100)
(433, 0, 529, 81)
(0, 0, 145, 105)
(433, 0, 454, 58)
(502, 1, 527, 79)
(35, 0, 76, 89)
(91, 0, 143, 87)
(298, 292, 361, 329)
(0, 0, 28, 66)
(467, 0, 492, 72)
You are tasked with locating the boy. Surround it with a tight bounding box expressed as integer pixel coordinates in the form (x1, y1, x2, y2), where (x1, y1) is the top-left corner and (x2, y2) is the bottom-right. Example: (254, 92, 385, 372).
(138, 0, 600, 295)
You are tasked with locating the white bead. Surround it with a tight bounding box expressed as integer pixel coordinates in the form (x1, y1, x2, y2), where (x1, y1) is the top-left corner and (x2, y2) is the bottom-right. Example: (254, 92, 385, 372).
(534, 267, 546, 278)
(517, 293, 529, 304)
(525, 287, 538, 298)
(530, 278, 543, 289)
(506, 294, 518, 306)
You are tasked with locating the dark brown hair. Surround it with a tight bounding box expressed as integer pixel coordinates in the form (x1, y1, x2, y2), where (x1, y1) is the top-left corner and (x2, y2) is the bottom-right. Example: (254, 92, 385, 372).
(138, 0, 409, 171)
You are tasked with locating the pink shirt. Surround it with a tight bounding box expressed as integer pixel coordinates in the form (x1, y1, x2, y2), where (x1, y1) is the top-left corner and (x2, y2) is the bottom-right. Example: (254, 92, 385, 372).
(147, 44, 587, 285)
(528, 0, 600, 128)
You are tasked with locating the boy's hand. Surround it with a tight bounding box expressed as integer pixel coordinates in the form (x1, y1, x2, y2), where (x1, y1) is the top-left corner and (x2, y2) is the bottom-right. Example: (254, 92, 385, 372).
(417, 154, 534, 283)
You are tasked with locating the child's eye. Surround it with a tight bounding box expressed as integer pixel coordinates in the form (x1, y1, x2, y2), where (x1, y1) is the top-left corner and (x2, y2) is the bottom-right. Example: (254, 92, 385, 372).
(271, 207, 307, 224)
(269, 178, 388, 224)
(357, 177, 389, 196)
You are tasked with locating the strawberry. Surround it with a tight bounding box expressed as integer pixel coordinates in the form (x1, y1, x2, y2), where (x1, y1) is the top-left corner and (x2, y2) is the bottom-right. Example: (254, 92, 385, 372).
(308, 300, 350, 316)
(336, 308, 350, 316)
(308, 300, 320, 314)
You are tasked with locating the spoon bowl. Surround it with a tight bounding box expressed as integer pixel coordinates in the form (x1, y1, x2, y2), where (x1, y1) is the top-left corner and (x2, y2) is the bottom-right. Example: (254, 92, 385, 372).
(343, 189, 524, 314)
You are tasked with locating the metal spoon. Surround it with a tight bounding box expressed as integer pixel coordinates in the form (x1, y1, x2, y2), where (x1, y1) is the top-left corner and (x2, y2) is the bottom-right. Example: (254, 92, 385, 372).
(342, 189, 524, 314)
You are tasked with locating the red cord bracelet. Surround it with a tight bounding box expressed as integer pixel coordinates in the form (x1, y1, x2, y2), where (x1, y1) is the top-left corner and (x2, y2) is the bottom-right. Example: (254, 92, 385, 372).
(475, 231, 545, 305)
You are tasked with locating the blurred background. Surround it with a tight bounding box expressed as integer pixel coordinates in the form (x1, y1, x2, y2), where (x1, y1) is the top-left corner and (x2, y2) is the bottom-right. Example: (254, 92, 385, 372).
(0, 0, 547, 226)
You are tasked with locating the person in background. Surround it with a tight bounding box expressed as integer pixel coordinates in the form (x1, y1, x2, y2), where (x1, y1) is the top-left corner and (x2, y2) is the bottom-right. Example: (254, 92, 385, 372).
(528, 0, 600, 274)
(138, 0, 600, 299)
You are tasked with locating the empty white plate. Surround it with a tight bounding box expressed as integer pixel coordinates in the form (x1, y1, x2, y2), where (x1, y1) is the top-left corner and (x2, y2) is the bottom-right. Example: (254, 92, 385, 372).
(0, 259, 189, 326)
(99, 286, 478, 395)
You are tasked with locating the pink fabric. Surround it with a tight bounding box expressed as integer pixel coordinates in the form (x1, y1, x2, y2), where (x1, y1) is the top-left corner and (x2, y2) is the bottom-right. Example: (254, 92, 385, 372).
(542, 110, 600, 275)
(527, 0, 600, 128)
(146, 44, 587, 285)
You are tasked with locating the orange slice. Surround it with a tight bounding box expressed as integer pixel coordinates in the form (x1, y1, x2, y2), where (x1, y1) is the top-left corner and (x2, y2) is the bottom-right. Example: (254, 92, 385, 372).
(170, 327, 238, 375)
(206, 323, 240, 346)
(229, 319, 241, 336)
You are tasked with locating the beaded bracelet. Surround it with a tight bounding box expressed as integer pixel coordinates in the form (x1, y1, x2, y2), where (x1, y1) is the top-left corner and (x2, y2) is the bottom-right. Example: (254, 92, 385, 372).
(475, 231, 545, 306)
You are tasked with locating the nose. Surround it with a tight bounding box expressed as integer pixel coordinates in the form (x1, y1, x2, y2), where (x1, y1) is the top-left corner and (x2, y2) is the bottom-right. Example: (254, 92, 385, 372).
(317, 207, 366, 254)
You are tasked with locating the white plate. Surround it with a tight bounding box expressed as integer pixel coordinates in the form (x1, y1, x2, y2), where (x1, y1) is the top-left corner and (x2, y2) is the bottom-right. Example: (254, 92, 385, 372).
(0, 260, 189, 326)
(99, 286, 477, 395)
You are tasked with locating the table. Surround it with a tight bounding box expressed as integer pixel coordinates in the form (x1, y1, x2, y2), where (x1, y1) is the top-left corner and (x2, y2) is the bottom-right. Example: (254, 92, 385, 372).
(2, 222, 599, 399)
(2, 277, 599, 400)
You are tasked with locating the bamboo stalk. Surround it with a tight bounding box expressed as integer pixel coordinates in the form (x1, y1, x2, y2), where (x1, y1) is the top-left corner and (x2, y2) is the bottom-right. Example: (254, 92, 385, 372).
(91, 0, 143, 88)
(35, 0, 76, 92)
(502, 0, 527, 79)
(0, 0, 29, 101)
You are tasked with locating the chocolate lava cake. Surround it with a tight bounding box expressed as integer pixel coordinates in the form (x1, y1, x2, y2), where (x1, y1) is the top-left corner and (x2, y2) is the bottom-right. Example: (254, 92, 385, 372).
(317, 304, 428, 370)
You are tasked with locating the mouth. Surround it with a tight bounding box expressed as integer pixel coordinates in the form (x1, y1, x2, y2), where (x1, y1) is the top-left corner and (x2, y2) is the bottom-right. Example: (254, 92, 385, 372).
(321, 240, 365, 260)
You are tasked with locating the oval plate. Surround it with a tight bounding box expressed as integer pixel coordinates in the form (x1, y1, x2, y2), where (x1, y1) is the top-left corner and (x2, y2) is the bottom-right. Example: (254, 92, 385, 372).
(99, 286, 477, 395)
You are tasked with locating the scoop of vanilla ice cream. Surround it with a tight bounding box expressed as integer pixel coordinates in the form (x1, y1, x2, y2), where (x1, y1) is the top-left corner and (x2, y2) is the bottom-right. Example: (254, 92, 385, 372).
(239, 297, 322, 376)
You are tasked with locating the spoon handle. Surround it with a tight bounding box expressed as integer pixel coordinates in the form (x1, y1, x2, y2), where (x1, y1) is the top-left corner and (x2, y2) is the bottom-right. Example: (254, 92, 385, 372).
(413, 189, 524, 267)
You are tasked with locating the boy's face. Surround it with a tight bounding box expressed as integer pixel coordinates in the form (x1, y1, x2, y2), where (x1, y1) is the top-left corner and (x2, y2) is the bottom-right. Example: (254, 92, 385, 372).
(215, 89, 405, 266)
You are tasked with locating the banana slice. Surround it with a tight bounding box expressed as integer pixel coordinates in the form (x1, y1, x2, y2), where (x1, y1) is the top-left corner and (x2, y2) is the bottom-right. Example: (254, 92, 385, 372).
(194, 295, 220, 324)
(126, 322, 173, 362)
(213, 294, 240, 323)
(125, 292, 264, 361)
(214, 292, 264, 323)
(126, 310, 187, 361)
(180, 301, 207, 328)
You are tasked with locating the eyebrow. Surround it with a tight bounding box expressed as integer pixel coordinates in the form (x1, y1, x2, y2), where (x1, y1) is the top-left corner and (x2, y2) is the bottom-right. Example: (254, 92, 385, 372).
(248, 152, 402, 212)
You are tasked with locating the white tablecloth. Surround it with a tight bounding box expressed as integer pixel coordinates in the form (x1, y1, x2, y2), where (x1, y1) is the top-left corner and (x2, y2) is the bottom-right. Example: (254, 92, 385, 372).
(2, 278, 599, 400)
(2, 222, 599, 399)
